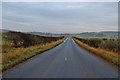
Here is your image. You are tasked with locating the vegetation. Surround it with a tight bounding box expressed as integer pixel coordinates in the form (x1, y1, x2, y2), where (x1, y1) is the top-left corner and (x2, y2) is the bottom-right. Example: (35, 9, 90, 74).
(73, 37, 119, 53)
(2, 32, 63, 48)
(2, 31, 65, 71)
(72, 31, 119, 39)
(73, 37, 120, 66)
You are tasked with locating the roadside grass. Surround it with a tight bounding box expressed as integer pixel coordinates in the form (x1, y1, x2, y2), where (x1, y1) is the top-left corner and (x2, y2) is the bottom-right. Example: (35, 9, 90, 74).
(2, 38, 65, 72)
(73, 38, 120, 67)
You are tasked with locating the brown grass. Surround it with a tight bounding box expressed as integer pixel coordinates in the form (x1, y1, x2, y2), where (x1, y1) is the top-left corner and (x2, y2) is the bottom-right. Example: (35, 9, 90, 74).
(73, 38, 120, 67)
(2, 38, 65, 72)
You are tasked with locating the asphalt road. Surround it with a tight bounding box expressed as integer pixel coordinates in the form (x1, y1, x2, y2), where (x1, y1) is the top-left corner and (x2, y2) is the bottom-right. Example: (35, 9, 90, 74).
(3, 37, 118, 78)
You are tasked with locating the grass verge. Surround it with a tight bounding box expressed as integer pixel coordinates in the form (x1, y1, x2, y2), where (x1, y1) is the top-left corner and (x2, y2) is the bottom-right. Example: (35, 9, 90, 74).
(2, 38, 65, 72)
(73, 38, 120, 67)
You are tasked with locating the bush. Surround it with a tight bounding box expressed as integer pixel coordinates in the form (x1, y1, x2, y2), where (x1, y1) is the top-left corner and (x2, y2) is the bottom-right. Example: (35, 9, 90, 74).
(85, 38, 102, 48)
(73, 37, 119, 53)
(3, 32, 64, 48)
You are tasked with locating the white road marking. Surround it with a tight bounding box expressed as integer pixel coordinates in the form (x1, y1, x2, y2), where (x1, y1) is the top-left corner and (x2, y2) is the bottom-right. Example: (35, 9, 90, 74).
(65, 57, 67, 61)
(72, 39, 75, 43)
(64, 38, 68, 43)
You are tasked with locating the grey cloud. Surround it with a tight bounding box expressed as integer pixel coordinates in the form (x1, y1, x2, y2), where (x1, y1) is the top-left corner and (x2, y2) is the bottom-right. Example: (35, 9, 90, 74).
(2, 2, 118, 33)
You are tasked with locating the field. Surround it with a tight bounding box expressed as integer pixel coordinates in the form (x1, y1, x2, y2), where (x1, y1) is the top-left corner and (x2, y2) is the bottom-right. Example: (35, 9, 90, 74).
(73, 37, 120, 66)
(1, 31, 65, 71)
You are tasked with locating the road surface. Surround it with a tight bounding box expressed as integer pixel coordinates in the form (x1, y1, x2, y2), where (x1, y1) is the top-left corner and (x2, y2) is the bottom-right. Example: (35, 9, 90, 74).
(3, 37, 118, 78)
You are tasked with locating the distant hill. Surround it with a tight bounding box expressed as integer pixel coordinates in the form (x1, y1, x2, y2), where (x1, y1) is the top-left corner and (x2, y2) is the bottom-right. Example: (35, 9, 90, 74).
(73, 31, 119, 39)
(29, 32, 68, 37)
(0, 29, 67, 37)
(0, 29, 14, 33)
(29, 32, 54, 36)
(1, 29, 118, 38)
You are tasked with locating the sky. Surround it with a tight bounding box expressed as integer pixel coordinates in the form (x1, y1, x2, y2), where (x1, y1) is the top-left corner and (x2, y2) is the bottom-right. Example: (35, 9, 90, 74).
(2, 2, 118, 33)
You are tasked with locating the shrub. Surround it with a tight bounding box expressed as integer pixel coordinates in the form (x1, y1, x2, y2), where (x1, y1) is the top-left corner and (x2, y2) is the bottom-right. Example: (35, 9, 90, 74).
(73, 37, 119, 53)
(2, 32, 64, 48)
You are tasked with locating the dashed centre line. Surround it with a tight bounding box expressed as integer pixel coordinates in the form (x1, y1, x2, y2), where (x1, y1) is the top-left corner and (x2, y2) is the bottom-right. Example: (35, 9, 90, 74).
(65, 57, 67, 61)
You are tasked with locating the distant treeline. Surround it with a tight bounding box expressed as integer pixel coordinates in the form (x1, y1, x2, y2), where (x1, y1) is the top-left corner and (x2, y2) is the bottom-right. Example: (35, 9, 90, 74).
(73, 37, 119, 53)
(3, 32, 64, 48)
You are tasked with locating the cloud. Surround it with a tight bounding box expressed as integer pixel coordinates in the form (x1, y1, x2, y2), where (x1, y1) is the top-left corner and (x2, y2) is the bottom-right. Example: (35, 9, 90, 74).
(2, 2, 118, 33)
(2, 0, 120, 2)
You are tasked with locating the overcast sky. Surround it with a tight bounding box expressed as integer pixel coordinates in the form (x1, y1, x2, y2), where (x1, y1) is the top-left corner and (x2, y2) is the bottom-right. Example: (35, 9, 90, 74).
(2, 2, 118, 33)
